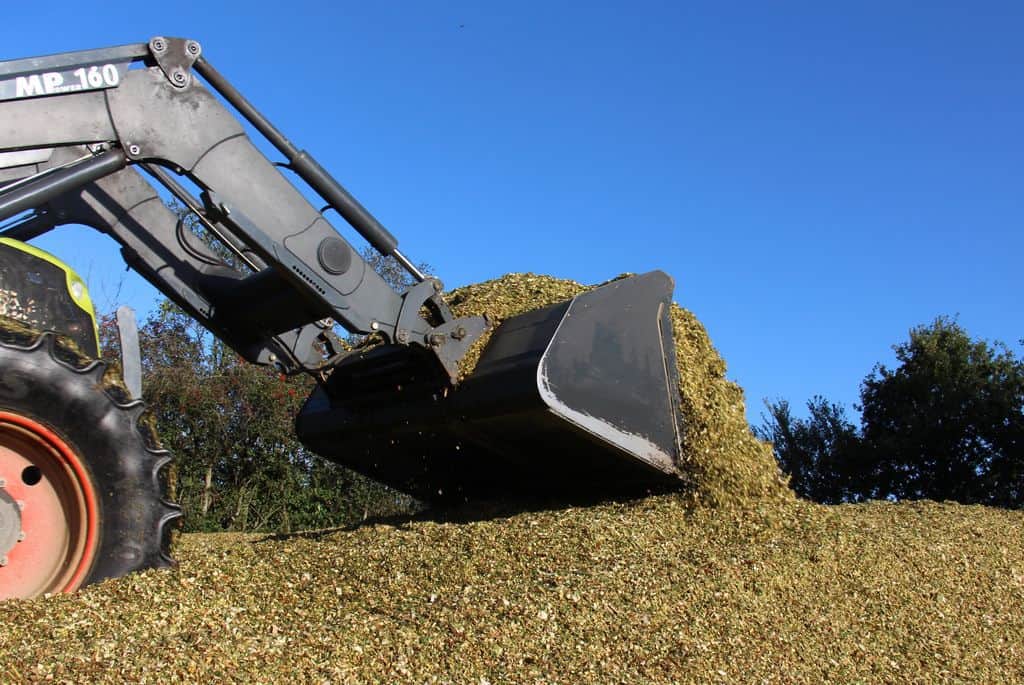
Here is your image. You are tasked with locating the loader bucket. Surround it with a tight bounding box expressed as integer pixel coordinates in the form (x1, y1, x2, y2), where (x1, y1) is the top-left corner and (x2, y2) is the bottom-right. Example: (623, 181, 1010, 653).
(295, 271, 685, 502)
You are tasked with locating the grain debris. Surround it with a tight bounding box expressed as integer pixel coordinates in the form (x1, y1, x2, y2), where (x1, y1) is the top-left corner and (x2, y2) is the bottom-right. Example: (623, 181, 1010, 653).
(1, 499, 1021, 683)
(1, 276, 1021, 683)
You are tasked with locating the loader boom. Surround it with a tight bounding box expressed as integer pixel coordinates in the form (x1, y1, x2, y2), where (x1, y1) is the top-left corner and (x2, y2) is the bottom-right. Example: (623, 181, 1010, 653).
(0, 37, 485, 378)
(0, 37, 686, 504)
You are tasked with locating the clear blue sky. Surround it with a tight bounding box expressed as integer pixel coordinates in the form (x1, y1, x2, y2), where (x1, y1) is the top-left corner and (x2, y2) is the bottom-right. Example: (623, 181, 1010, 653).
(5, 1, 1022, 425)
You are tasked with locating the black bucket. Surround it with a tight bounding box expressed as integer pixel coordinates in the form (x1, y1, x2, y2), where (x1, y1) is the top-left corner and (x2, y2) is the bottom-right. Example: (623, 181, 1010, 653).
(295, 271, 685, 502)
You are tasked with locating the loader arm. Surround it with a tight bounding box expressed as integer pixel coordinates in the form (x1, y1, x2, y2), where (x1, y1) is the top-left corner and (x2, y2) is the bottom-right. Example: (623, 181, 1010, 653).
(0, 37, 486, 377)
(0, 37, 686, 503)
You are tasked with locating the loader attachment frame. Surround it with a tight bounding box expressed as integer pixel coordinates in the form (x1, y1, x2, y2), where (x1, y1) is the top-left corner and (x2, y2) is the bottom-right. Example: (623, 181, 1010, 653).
(296, 271, 685, 501)
(0, 37, 485, 377)
(0, 36, 687, 501)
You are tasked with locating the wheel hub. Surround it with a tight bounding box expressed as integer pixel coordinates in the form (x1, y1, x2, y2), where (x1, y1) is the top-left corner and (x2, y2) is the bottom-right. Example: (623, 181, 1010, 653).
(0, 415, 98, 599)
(0, 485, 21, 561)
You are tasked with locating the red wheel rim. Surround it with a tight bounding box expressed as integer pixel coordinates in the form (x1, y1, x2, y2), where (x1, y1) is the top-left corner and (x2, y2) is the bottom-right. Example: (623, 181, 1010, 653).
(0, 412, 98, 600)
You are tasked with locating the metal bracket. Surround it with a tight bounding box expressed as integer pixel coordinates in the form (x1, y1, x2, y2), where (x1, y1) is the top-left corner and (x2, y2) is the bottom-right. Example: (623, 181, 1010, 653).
(394, 278, 445, 344)
(148, 36, 201, 89)
(428, 314, 489, 383)
(393, 278, 490, 381)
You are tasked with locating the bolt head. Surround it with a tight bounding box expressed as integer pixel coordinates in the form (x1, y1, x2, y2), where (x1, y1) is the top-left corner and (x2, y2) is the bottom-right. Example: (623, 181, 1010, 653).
(172, 70, 187, 84)
(128, 144, 141, 156)
(0, 478, 6, 488)
(0, 556, 7, 567)
(186, 41, 201, 55)
(150, 37, 167, 53)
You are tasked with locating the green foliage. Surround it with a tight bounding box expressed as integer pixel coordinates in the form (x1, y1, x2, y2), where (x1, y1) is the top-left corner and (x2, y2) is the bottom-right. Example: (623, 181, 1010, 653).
(759, 316, 1024, 507)
(358, 246, 430, 291)
(859, 316, 1024, 505)
(755, 397, 859, 504)
(95, 204, 427, 533)
(121, 301, 418, 533)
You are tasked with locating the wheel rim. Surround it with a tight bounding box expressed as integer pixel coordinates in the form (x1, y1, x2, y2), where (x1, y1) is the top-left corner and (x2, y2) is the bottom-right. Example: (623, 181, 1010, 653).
(0, 412, 98, 600)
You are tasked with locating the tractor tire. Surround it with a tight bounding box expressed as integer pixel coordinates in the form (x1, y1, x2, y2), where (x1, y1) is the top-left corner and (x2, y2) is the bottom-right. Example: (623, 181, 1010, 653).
(0, 329, 180, 600)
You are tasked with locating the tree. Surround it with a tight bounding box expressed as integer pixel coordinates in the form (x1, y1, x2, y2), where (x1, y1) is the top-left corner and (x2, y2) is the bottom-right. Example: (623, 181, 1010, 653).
(858, 316, 1024, 506)
(138, 302, 304, 530)
(93, 208, 430, 532)
(127, 301, 418, 533)
(358, 246, 430, 291)
(759, 317, 1024, 507)
(756, 397, 860, 503)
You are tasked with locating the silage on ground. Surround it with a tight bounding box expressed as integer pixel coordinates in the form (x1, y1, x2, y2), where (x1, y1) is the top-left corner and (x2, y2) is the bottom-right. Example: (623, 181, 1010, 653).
(2, 274, 1022, 683)
(0, 497, 1021, 683)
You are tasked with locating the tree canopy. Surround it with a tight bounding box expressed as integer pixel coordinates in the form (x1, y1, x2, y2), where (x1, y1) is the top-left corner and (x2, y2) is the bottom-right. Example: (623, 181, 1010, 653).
(859, 316, 1024, 505)
(758, 317, 1024, 507)
(106, 302, 419, 533)
(755, 397, 859, 504)
(95, 201, 433, 532)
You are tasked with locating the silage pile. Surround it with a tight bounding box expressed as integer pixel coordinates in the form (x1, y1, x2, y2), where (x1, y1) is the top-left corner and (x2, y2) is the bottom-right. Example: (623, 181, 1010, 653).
(1, 498, 1021, 683)
(445, 273, 791, 506)
(1, 274, 1022, 683)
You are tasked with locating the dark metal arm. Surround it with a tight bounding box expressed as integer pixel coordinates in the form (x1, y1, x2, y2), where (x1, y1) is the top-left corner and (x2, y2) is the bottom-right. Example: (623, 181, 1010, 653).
(0, 37, 485, 378)
(0, 149, 125, 221)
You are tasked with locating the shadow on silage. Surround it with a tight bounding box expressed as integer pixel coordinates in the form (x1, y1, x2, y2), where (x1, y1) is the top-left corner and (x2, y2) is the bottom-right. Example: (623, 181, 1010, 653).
(252, 482, 689, 545)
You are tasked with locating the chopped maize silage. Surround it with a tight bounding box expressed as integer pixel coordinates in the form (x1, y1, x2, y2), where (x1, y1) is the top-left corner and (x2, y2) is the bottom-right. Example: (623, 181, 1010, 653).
(1, 498, 1021, 683)
(3, 276, 1023, 683)
(445, 273, 792, 507)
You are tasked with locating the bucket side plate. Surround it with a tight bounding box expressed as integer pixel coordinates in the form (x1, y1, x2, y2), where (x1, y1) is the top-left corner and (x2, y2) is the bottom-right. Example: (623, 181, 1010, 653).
(536, 272, 683, 475)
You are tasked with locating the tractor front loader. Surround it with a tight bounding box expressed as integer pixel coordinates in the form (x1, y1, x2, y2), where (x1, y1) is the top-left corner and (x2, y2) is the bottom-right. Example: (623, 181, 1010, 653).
(0, 37, 685, 599)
